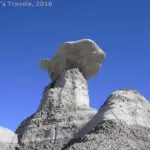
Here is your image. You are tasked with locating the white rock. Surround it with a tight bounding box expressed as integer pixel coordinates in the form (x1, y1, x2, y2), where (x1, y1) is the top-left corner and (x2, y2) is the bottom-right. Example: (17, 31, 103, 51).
(16, 69, 97, 149)
(0, 126, 18, 150)
(40, 39, 106, 80)
(0, 126, 18, 144)
(102, 89, 150, 127)
(75, 89, 150, 138)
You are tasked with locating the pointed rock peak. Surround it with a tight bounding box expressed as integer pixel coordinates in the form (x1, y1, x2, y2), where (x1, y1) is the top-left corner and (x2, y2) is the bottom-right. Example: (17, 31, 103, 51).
(40, 39, 106, 80)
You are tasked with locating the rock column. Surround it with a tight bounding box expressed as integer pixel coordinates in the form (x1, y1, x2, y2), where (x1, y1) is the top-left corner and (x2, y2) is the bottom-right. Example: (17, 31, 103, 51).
(16, 39, 106, 150)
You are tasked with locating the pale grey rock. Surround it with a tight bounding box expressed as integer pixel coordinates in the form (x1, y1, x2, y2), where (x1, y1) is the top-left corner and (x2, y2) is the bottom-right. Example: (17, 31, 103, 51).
(2, 39, 149, 150)
(16, 69, 97, 150)
(0, 126, 18, 150)
(15, 39, 105, 150)
(40, 39, 106, 80)
(64, 120, 150, 150)
(102, 89, 150, 127)
(75, 89, 150, 138)
(64, 89, 150, 150)
(0, 127, 18, 144)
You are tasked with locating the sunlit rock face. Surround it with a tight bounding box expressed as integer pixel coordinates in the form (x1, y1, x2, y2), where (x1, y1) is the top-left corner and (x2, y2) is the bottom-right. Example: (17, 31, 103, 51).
(16, 69, 97, 150)
(15, 39, 105, 150)
(100, 89, 150, 127)
(0, 126, 18, 150)
(1, 39, 150, 150)
(40, 39, 106, 80)
(75, 89, 150, 138)
(63, 89, 150, 150)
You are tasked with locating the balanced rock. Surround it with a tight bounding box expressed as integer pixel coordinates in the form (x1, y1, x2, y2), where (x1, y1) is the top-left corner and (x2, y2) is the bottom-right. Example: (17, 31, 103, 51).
(64, 89, 150, 150)
(16, 39, 106, 150)
(0, 126, 18, 150)
(40, 39, 106, 80)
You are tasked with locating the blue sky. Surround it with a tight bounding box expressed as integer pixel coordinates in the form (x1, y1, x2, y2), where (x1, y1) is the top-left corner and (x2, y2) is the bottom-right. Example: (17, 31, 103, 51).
(0, 0, 149, 131)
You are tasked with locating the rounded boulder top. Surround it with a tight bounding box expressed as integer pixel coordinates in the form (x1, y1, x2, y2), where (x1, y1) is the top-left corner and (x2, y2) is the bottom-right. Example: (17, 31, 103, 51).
(0, 126, 18, 143)
(40, 39, 106, 80)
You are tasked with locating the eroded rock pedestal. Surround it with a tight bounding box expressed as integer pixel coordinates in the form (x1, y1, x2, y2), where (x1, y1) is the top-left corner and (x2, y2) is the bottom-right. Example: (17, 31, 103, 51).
(15, 39, 105, 150)
(16, 69, 97, 150)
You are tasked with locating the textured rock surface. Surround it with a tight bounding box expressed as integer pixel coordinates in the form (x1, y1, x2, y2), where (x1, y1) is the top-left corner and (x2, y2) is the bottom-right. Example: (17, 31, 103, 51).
(1, 39, 149, 150)
(15, 39, 106, 150)
(63, 89, 150, 150)
(15, 39, 105, 149)
(64, 120, 150, 150)
(0, 127, 18, 150)
(16, 69, 97, 150)
(40, 39, 106, 80)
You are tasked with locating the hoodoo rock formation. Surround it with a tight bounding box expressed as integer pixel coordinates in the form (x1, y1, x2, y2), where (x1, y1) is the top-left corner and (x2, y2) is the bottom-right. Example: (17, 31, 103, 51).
(15, 39, 106, 150)
(0, 39, 149, 150)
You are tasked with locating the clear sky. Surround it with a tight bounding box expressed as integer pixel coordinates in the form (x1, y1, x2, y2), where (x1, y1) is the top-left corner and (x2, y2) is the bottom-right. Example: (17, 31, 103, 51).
(0, 0, 149, 131)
